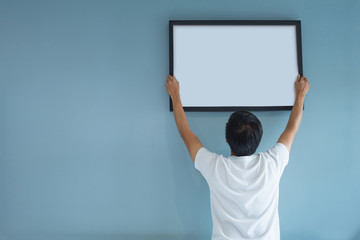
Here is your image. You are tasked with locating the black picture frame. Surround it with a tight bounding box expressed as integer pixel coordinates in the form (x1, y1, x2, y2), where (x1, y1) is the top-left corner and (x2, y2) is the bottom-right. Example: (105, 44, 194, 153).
(169, 20, 303, 112)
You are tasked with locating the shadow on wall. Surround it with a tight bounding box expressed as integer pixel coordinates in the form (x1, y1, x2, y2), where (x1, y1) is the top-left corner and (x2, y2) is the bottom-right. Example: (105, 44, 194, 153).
(282, 230, 360, 240)
(282, 233, 321, 240)
(352, 230, 360, 240)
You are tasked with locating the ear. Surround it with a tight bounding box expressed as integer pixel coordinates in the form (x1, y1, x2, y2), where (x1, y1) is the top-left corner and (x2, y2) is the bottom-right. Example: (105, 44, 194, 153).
(226, 139, 228, 143)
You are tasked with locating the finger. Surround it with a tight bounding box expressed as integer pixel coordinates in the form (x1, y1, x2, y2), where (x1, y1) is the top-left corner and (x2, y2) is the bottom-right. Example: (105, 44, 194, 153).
(168, 75, 174, 82)
(296, 74, 300, 81)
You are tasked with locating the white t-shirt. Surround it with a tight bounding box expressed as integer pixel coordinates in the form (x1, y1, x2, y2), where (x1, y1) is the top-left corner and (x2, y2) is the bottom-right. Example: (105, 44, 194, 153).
(195, 143, 289, 240)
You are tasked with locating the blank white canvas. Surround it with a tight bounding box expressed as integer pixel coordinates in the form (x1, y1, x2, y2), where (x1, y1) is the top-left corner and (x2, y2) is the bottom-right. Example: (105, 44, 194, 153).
(173, 25, 299, 107)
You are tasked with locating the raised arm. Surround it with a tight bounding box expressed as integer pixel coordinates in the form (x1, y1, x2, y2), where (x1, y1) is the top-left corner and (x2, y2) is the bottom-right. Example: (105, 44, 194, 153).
(166, 74, 203, 162)
(278, 75, 310, 152)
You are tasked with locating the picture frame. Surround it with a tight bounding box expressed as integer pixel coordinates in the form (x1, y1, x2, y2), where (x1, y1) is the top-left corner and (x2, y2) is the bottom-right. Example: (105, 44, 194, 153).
(169, 20, 303, 112)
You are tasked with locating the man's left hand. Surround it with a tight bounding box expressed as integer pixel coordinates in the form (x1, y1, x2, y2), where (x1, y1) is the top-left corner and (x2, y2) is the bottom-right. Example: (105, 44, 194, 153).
(166, 74, 180, 98)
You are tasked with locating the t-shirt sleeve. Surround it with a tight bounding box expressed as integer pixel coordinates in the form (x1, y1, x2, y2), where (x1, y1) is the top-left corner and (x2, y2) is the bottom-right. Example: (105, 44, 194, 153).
(265, 142, 290, 175)
(194, 147, 219, 182)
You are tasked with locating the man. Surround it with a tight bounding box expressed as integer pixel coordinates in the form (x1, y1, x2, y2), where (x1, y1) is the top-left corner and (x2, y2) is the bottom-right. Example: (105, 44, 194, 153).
(166, 74, 310, 240)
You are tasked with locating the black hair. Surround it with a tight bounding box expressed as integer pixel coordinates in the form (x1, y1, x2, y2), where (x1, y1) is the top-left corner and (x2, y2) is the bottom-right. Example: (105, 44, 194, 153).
(225, 111, 263, 156)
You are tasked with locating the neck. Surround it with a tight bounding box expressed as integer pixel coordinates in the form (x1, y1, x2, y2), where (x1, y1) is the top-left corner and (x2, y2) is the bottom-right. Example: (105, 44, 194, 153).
(231, 152, 252, 157)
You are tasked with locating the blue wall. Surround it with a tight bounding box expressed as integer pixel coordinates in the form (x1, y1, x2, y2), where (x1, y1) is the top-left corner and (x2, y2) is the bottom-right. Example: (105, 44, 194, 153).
(1, 0, 360, 239)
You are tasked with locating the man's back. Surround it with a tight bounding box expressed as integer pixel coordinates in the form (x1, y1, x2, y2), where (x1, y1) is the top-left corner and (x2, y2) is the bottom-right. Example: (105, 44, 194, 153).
(195, 143, 289, 240)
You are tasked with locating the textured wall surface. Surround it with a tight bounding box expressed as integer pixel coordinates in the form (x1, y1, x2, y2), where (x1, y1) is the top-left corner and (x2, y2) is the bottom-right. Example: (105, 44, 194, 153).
(1, 0, 359, 239)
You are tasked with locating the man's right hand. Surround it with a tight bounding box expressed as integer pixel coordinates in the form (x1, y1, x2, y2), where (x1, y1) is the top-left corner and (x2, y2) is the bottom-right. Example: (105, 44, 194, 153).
(277, 74, 310, 152)
(295, 74, 310, 97)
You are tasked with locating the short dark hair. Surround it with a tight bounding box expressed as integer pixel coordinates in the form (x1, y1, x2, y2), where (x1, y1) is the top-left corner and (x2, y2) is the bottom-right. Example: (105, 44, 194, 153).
(226, 111, 263, 156)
